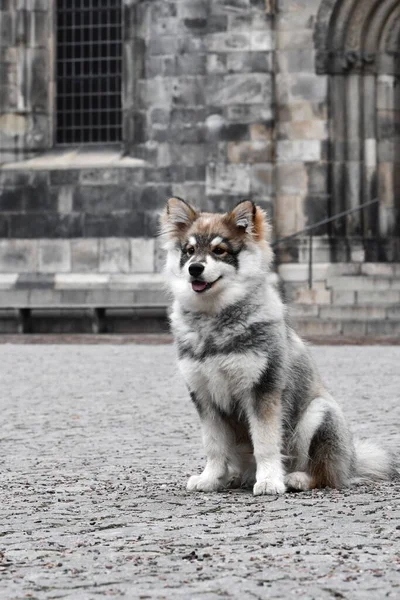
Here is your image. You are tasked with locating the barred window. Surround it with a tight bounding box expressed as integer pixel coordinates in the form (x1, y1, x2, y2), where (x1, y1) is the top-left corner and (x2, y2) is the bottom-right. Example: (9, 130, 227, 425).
(56, 0, 123, 145)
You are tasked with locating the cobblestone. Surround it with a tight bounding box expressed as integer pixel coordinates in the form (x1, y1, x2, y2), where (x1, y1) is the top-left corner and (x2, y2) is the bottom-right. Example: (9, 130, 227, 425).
(0, 344, 399, 599)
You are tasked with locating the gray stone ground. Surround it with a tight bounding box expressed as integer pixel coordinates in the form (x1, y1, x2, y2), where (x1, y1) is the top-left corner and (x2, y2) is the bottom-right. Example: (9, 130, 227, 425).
(0, 344, 399, 600)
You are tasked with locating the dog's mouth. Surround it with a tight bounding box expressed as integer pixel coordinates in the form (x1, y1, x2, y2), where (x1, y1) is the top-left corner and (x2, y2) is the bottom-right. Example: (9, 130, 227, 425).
(191, 277, 222, 293)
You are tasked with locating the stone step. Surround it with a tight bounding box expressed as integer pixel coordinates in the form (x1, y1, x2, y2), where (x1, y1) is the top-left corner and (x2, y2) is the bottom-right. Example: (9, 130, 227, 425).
(279, 262, 400, 282)
(290, 304, 400, 321)
(332, 290, 400, 305)
(293, 317, 400, 338)
(326, 275, 400, 291)
(0, 273, 168, 308)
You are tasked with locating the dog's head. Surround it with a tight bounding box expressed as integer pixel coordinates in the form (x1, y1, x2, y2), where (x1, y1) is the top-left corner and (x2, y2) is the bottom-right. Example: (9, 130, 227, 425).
(160, 197, 273, 313)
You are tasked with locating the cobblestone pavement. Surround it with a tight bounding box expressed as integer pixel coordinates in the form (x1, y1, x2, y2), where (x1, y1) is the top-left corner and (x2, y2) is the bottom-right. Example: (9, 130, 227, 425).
(0, 344, 399, 600)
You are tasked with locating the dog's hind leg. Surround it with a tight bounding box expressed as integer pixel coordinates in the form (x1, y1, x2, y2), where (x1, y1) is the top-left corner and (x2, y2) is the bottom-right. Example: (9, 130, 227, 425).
(291, 396, 354, 490)
(285, 471, 313, 491)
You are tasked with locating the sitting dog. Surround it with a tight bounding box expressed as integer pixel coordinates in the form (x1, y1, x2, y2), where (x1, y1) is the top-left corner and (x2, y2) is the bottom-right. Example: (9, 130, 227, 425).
(160, 197, 397, 495)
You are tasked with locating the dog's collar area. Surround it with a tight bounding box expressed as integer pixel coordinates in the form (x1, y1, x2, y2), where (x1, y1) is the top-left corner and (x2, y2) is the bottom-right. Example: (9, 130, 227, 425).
(191, 277, 222, 293)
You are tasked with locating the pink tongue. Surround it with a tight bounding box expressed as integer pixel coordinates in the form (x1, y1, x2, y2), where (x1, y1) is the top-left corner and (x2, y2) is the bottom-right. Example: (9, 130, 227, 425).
(192, 280, 208, 292)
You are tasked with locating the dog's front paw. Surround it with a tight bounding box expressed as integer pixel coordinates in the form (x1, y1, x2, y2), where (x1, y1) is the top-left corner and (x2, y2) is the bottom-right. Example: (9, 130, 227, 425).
(186, 474, 225, 492)
(253, 477, 286, 496)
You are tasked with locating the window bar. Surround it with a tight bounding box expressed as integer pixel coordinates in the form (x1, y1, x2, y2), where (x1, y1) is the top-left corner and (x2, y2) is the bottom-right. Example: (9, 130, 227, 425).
(56, 0, 122, 145)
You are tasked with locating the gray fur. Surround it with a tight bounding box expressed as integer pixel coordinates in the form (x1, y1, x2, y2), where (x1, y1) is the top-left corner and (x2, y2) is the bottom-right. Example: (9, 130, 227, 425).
(162, 200, 397, 494)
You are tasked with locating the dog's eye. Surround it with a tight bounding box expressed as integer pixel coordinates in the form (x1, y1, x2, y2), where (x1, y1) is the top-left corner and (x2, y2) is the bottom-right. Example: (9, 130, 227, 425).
(213, 247, 226, 256)
(186, 246, 195, 256)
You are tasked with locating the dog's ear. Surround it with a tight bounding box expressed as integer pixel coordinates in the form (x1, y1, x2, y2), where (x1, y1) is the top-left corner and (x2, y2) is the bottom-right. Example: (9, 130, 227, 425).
(227, 200, 269, 241)
(160, 197, 198, 240)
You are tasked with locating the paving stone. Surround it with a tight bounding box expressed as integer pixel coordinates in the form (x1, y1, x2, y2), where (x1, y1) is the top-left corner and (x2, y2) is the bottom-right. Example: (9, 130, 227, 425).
(0, 344, 398, 598)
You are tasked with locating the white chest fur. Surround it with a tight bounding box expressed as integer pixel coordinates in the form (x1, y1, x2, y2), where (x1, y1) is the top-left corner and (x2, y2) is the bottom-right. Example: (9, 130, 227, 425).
(178, 349, 267, 413)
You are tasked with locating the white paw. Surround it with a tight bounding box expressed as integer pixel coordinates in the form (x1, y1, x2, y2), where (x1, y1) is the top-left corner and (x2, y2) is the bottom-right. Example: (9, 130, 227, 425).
(186, 474, 225, 492)
(253, 477, 286, 496)
(285, 471, 312, 492)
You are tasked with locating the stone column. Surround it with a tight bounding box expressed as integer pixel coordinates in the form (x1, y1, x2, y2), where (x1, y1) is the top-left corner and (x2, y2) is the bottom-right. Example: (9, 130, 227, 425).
(0, 0, 51, 162)
(275, 0, 329, 261)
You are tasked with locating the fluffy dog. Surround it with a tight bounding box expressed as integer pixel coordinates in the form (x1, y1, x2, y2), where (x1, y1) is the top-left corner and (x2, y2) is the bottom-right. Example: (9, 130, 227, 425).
(160, 197, 397, 495)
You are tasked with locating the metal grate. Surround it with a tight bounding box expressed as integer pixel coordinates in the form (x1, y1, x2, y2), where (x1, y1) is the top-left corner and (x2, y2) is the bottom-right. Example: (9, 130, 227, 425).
(56, 0, 123, 145)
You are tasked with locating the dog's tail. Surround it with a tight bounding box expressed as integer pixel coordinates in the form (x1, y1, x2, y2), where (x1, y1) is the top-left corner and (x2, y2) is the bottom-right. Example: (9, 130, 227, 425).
(352, 439, 399, 483)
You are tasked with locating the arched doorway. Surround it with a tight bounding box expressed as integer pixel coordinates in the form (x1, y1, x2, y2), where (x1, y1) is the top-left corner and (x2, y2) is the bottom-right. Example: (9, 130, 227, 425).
(315, 0, 400, 260)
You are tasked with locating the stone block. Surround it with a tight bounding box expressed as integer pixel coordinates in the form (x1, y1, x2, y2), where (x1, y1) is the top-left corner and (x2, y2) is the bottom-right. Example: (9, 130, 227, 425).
(249, 122, 273, 140)
(350, 244, 366, 263)
(207, 32, 252, 53)
(276, 163, 308, 194)
(275, 195, 304, 236)
(367, 320, 400, 336)
(129, 238, 155, 273)
(298, 238, 331, 264)
(206, 164, 250, 195)
(306, 163, 329, 194)
(293, 283, 332, 305)
(227, 140, 273, 163)
(0, 214, 9, 237)
(170, 144, 206, 167)
(80, 169, 120, 186)
(0, 274, 18, 289)
(276, 49, 315, 74)
(293, 318, 342, 337)
(360, 263, 396, 276)
(227, 51, 273, 74)
(251, 30, 273, 51)
(327, 276, 392, 291)
(9, 213, 84, 238)
(57, 186, 74, 213)
(289, 304, 319, 318)
(277, 140, 321, 162)
(29, 289, 64, 307)
(38, 240, 71, 273)
(55, 274, 109, 289)
(15, 273, 54, 289)
(135, 288, 168, 306)
(0, 240, 38, 273)
(226, 104, 273, 123)
(276, 74, 328, 105)
(154, 237, 165, 273)
(71, 239, 99, 273)
(386, 305, 400, 319)
(0, 289, 30, 308)
(278, 119, 328, 141)
(171, 183, 205, 206)
(207, 74, 272, 105)
(207, 53, 227, 74)
(74, 186, 130, 214)
(320, 306, 387, 321)
(332, 291, 356, 306)
(341, 321, 367, 337)
(99, 238, 130, 274)
(0, 188, 24, 212)
(28, 10, 48, 48)
(250, 164, 274, 196)
(277, 29, 314, 51)
(356, 290, 400, 305)
(178, 2, 208, 20)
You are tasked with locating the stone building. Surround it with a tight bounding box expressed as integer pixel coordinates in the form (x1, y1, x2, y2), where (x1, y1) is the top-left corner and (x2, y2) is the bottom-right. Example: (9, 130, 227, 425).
(0, 0, 399, 335)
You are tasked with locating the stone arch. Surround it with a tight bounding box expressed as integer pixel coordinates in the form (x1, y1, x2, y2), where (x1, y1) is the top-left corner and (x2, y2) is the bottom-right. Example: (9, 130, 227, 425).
(315, 0, 400, 259)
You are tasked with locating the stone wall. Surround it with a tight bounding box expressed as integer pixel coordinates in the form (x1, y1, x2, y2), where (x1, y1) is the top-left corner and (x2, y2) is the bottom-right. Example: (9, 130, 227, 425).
(0, 0, 399, 274)
(0, 0, 52, 163)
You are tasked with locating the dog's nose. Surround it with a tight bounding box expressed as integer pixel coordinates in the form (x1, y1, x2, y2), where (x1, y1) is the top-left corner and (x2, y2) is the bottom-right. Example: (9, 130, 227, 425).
(189, 263, 205, 278)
